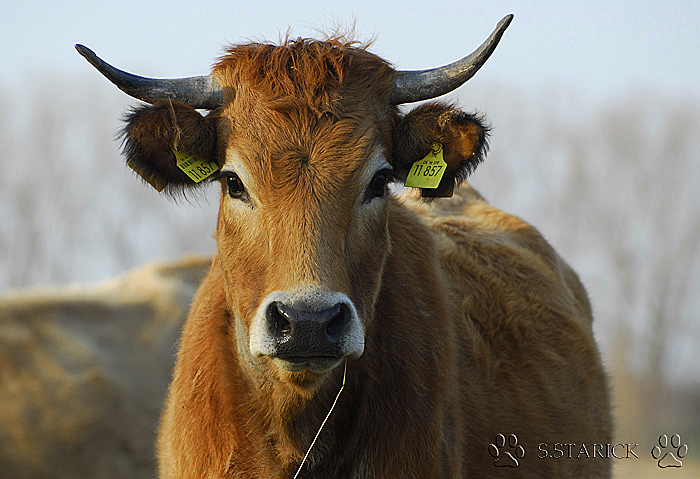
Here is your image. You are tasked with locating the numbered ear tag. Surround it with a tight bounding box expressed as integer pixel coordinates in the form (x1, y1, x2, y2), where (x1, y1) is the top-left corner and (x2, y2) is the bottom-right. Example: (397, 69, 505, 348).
(404, 142, 447, 189)
(173, 149, 219, 183)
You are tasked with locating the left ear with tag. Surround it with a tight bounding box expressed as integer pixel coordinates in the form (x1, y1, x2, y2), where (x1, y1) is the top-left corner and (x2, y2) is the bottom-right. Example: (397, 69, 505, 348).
(121, 100, 219, 194)
(393, 102, 489, 198)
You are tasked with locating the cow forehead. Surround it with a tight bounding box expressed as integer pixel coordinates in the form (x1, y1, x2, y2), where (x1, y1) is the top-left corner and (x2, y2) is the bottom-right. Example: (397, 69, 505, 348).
(222, 134, 390, 203)
(218, 76, 391, 156)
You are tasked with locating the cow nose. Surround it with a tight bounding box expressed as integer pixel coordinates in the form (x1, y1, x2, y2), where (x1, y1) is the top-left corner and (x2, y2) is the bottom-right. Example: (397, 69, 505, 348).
(266, 301, 349, 348)
(249, 290, 365, 372)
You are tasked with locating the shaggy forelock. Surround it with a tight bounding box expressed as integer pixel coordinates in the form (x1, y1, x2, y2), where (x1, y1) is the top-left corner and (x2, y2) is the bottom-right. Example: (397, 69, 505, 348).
(213, 36, 397, 116)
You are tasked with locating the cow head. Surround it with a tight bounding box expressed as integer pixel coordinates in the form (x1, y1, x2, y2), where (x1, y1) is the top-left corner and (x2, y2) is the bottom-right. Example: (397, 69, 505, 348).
(77, 15, 511, 389)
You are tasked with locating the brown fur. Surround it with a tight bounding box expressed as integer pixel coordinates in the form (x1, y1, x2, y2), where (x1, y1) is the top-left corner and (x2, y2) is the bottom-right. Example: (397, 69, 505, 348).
(393, 102, 489, 197)
(116, 38, 612, 478)
(121, 100, 219, 193)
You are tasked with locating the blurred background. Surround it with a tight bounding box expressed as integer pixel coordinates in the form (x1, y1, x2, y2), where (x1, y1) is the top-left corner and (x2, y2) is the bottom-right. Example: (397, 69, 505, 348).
(1, 1, 698, 477)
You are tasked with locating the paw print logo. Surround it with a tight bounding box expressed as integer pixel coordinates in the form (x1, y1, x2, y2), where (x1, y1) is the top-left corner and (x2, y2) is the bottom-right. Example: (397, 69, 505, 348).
(488, 433, 525, 467)
(651, 434, 688, 468)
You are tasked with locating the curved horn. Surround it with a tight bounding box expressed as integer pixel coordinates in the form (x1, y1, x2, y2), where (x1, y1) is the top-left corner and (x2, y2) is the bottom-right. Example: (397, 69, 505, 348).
(389, 14, 513, 105)
(75, 44, 224, 110)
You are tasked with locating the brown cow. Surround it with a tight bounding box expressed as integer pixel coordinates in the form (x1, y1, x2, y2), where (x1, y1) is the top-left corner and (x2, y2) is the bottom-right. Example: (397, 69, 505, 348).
(77, 14, 612, 478)
(0, 257, 210, 479)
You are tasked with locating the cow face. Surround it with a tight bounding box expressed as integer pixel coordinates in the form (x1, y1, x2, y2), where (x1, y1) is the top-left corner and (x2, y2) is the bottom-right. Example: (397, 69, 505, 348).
(112, 39, 489, 389)
(213, 97, 394, 382)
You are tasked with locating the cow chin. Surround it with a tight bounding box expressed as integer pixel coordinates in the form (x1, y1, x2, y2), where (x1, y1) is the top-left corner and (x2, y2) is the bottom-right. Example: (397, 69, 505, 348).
(271, 356, 345, 375)
(249, 289, 365, 378)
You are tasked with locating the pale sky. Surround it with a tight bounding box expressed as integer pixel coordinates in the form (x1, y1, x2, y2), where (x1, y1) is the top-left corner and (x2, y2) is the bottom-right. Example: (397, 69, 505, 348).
(2, 0, 699, 104)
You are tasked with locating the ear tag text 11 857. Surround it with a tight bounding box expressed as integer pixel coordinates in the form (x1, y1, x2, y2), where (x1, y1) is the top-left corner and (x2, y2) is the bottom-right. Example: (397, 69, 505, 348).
(404, 142, 447, 189)
(173, 149, 219, 183)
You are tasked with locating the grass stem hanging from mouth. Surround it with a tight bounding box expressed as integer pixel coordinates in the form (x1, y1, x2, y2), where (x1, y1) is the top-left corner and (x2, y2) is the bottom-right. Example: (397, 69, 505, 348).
(293, 360, 347, 479)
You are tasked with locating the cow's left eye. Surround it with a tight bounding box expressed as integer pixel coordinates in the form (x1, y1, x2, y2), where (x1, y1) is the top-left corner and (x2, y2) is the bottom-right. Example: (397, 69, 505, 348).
(364, 168, 392, 202)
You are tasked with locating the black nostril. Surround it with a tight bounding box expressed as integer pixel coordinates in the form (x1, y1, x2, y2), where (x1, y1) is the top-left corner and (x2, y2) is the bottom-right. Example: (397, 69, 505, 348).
(325, 305, 347, 342)
(267, 300, 350, 351)
(267, 302, 292, 339)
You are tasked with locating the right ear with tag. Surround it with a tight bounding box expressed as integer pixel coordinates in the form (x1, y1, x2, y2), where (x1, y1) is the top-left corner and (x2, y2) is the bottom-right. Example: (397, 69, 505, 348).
(392, 102, 489, 198)
(120, 100, 219, 193)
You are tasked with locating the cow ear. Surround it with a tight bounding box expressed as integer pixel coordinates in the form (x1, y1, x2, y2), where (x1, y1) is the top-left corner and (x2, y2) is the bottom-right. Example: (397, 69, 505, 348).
(120, 100, 219, 194)
(392, 102, 489, 198)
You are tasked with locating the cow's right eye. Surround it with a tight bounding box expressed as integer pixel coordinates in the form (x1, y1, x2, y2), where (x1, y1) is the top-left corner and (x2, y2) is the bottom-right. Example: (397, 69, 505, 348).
(225, 173, 245, 198)
(213, 172, 246, 199)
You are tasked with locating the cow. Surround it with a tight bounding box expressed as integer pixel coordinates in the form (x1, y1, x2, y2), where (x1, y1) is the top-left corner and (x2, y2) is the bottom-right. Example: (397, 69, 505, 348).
(77, 14, 612, 478)
(0, 257, 210, 479)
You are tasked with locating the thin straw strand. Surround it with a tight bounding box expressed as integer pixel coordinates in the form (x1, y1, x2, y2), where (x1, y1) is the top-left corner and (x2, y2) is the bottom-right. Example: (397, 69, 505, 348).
(293, 360, 347, 479)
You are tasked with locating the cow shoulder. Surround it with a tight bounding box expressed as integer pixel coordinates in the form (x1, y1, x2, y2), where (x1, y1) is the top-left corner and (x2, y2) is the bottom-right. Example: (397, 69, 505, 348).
(398, 184, 593, 333)
(396, 185, 611, 477)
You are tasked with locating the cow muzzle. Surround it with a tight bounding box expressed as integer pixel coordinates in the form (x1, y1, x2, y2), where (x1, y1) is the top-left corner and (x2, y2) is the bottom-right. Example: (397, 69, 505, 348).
(249, 290, 365, 374)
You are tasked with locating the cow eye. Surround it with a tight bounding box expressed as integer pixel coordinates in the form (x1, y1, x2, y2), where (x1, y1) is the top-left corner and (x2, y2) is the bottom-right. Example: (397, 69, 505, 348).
(213, 172, 246, 199)
(364, 168, 392, 202)
(225, 174, 245, 198)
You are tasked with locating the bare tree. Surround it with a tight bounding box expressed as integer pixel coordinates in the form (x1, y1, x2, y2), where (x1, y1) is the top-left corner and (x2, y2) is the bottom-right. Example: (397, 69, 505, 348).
(0, 76, 217, 291)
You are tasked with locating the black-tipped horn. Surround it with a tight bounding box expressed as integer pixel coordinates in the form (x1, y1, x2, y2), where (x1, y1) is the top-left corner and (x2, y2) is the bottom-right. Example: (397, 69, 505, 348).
(388, 14, 513, 105)
(75, 44, 224, 110)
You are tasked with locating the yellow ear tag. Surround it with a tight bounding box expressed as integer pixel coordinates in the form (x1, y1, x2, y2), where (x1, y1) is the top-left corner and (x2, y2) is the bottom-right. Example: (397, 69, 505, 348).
(404, 142, 447, 189)
(173, 149, 219, 183)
